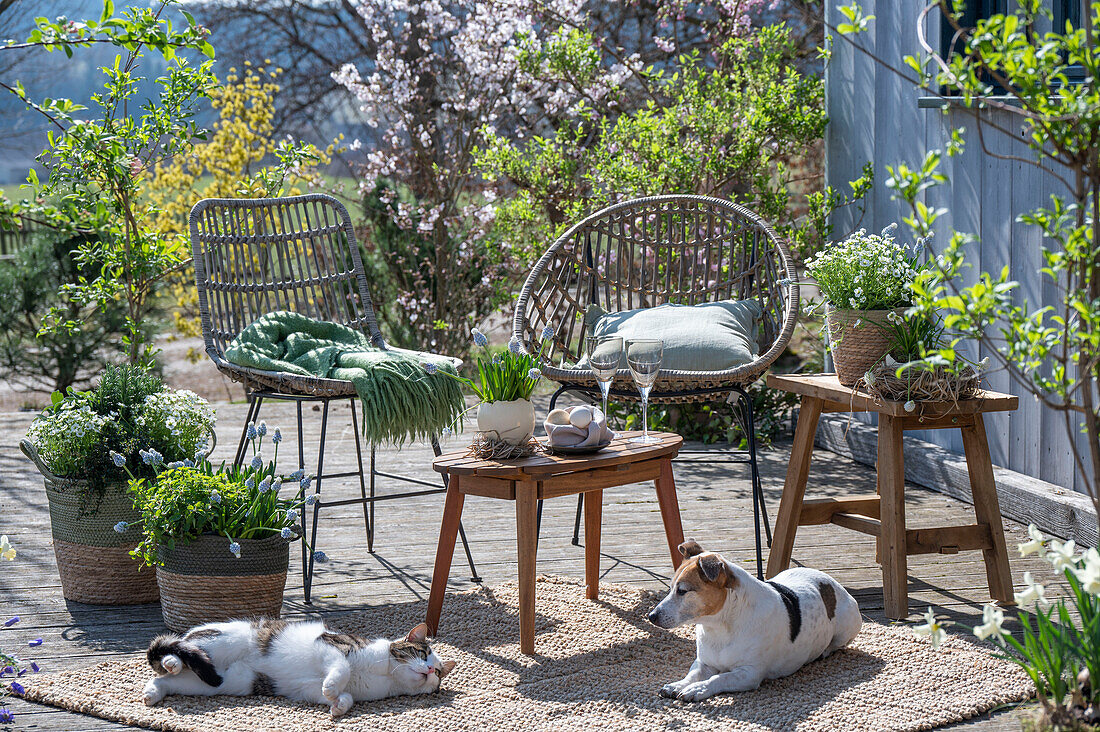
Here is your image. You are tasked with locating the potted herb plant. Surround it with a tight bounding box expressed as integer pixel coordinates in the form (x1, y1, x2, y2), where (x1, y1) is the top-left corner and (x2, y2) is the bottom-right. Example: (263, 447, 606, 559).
(806, 224, 920, 386)
(429, 328, 547, 445)
(19, 364, 215, 605)
(127, 424, 308, 631)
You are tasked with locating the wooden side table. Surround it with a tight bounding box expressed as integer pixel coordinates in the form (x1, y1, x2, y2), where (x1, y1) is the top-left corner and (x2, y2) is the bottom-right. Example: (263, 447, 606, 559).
(426, 432, 685, 655)
(765, 374, 1019, 619)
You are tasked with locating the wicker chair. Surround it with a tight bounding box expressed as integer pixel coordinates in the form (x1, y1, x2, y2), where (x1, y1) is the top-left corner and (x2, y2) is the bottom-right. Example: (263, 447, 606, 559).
(512, 195, 799, 577)
(191, 193, 479, 602)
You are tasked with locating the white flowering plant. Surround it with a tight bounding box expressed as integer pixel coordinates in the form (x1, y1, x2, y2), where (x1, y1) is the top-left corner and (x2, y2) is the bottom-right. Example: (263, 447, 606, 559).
(25, 364, 215, 498)
(429, 328, 549, 403)
(806, 224, 923, 311)
(126, 422, 315, 567)
(915, 524, 1100, 727)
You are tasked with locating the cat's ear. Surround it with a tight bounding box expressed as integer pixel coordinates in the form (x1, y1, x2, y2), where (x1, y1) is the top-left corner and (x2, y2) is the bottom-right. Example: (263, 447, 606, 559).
(440, 660, 456, 678)
(405, 623, 429, 643)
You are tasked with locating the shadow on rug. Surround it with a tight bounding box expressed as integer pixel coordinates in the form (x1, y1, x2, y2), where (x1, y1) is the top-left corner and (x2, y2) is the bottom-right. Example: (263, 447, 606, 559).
(16, 576, 1032, 731)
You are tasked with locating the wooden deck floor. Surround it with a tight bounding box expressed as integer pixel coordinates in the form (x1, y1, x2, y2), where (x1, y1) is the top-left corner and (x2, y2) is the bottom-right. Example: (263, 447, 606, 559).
(0, 400, 1053, 730)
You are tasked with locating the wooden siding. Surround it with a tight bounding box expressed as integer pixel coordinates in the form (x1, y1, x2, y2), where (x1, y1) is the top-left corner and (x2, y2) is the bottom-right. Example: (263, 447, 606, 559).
(824, 0, 1089, 493)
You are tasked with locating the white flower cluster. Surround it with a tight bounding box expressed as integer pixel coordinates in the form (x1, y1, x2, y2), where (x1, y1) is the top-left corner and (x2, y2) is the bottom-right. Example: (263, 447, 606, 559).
(27, 403, 110, 478)
(806, 225, 917, 311)
(136, 390, 216, 457)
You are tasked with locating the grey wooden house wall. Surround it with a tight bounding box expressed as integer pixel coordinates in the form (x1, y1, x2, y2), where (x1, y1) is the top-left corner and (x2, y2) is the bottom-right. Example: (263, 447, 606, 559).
(824, 0, 1088, 493)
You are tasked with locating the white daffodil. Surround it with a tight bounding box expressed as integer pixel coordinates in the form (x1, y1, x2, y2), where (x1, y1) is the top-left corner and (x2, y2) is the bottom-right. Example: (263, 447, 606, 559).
(1075, 548, 1100, 596)
(0, 535, 14, 561)
(1047, 538, 1078, 573)
(973, 603, 1005, 641)
(1018, 523, 1046, 557)
(1014, 571, 1050, 607)
(913, 607, 947, 650)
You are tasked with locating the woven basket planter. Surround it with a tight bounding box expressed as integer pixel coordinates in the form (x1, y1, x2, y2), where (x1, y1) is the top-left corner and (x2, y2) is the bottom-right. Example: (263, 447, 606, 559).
(825, 306, 906, 387)
(19, 439, 158, 606)
(156, 533, 291, 632)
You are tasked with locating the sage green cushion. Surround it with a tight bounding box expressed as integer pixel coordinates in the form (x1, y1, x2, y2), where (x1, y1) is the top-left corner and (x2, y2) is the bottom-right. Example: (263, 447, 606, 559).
(581, 299, 763, 372)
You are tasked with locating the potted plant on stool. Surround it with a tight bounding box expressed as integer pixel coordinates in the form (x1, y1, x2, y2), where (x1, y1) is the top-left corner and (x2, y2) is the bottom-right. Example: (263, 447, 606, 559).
(127, 424, 308, 631)
(807, 224, 921, 386)
(20, 364, 215, 605)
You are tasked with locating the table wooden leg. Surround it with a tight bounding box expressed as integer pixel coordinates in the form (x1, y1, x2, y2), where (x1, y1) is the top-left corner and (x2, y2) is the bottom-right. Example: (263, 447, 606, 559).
(961, 414, 1015, 605)
(766, 396, 823, 578)
(426, 474, 465, 636)
(584, 489, 602, 600)
(878, 414, 909, 620)
(654, 458, 685, 569)
(516, 479, 539, 655)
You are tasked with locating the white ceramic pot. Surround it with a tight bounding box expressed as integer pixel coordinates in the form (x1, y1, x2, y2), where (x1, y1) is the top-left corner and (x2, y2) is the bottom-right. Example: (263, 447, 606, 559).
(476, 399, 536, 445)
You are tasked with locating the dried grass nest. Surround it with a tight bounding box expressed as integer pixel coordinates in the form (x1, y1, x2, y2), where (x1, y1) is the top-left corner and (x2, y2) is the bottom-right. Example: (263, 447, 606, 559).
(861, 360, 982, 405)
(466, 432, 544, 460)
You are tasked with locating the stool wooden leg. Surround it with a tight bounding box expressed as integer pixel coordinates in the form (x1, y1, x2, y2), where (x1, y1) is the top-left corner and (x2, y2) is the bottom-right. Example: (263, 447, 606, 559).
(767, 396, 823, 578)
(426, 475, 465, 636)
(879, 414, 909, 619)
(584, 489, 602, 600)
(962, 414, 1014, 605)
(654, 458, 685, 569)
(516, 479, 539, 655)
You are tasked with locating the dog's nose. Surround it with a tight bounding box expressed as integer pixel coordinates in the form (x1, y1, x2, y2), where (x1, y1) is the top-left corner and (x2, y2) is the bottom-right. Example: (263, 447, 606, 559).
(647, 609, 659, 624)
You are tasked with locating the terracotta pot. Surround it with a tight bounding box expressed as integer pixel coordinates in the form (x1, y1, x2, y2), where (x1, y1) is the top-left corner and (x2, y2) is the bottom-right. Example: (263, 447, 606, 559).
(825, 306, 907, 387)
(476, 398, 536, 445)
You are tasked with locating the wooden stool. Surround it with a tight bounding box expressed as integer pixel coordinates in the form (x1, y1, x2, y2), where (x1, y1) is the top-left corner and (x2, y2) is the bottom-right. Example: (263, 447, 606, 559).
(765, 374, 1018, 619)
(426, 432, 685, 654)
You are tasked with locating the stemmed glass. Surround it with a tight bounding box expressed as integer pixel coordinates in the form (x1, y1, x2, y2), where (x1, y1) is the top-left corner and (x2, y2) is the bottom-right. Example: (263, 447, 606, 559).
(626, 339, 663, 444)
(585, 335, 622, 427)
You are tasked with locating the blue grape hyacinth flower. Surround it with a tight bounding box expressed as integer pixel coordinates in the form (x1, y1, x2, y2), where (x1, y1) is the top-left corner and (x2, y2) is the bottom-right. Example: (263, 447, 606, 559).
(251, 453, 264, 470)
(272, 428, 282, 445)
(471, 328, 488, 348)
(109, 451, 126, 468)
(280, 527, 293, 539)
(113, 521, 128, 534)
(229, 541, 242, 558)
(423, 361, 438, 375)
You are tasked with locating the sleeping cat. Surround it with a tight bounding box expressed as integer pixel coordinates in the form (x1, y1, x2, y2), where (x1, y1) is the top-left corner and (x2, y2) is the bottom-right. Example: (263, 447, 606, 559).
(142, 619, 455, 717)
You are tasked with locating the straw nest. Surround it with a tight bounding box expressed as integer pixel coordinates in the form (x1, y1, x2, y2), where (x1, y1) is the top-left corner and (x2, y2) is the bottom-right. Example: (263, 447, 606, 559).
(466, 433, 544, 460)
(862, 360, 982, 405)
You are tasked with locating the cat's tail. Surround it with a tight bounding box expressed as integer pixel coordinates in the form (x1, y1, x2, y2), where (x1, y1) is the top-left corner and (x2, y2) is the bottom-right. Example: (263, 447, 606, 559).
(147, 634, 223, 688)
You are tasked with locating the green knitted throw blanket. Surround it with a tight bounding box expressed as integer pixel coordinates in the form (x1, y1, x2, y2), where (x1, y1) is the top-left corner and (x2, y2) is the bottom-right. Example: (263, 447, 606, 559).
(224, 311, 464, 445)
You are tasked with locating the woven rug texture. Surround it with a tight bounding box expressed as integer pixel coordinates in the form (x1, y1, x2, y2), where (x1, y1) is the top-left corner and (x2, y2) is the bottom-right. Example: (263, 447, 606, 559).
(19, 576, 1033, 731)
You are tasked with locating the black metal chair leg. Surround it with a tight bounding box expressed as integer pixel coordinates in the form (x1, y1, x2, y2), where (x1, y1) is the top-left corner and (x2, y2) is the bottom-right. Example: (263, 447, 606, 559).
(303, 400, 330, 605)
(234, 395, 262, 468)
(348, 399, 372, 551)
(296, 400, 308, 603)
(739, 387, 766, 579)
(739, 389, 772, 547)
(571, 494, 584, 546)
(368, 445, 377, 553)
(432, 436, 480, 582)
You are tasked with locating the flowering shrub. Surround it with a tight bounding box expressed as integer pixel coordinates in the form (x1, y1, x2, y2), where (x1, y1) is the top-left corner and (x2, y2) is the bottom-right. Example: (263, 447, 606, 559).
(25, 364, 216, 496)
(806, 224, 920, 311)
(434, 328, 547, 404)
(914, 525, 1100, 729)
(127, 422, 312, 567)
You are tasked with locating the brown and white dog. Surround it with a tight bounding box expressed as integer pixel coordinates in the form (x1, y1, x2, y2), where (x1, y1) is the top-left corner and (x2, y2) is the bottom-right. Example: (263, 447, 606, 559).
(648, 539, 861, 701)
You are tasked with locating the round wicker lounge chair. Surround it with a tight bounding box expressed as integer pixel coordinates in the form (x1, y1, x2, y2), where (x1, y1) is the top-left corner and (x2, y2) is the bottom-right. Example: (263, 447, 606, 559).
(512, 195, 800, 576)
(191, 193, 478, 601)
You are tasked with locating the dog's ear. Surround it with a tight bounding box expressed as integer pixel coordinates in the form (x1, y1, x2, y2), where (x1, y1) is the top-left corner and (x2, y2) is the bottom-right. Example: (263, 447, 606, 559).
(678, 539, 704, 558)
(698, 554, 734, 588)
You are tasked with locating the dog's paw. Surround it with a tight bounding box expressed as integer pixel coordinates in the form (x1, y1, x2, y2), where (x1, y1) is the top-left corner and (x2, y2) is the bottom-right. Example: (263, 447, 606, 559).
(329, 692, 353, 717)
(659, 681, 687, 698)
(161, 654, 183, 675)
(142, 680, 166, 707)
(676, 681, 715, 702)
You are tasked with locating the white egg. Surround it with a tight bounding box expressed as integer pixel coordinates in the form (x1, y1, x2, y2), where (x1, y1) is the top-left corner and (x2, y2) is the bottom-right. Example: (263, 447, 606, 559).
(545, 408, 571, 426)
(569, 405, 592, 429)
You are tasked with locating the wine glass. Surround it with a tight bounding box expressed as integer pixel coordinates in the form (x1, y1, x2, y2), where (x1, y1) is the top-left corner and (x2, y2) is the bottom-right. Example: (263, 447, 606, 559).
(585, 335, 622, 426)
(625, 339, 663, 444)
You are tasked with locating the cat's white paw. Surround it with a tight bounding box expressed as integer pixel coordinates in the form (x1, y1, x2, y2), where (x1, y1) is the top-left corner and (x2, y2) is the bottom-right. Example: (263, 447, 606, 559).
(142, 680, 166, 706)
(329, 692, 353, 717)
(161, 654, 183, 675)
(321, 677, 343, 702)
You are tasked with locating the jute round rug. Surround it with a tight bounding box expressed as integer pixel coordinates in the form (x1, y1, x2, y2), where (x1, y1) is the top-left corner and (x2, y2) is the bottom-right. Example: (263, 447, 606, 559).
(17, 576, 1032, 731)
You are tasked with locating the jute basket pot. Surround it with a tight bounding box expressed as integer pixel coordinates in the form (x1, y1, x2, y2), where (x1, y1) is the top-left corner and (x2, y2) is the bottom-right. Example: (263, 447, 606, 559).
(825, 306, 907, 387)
(19, 439, 158, 606)
(156, 533, 292, 632)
